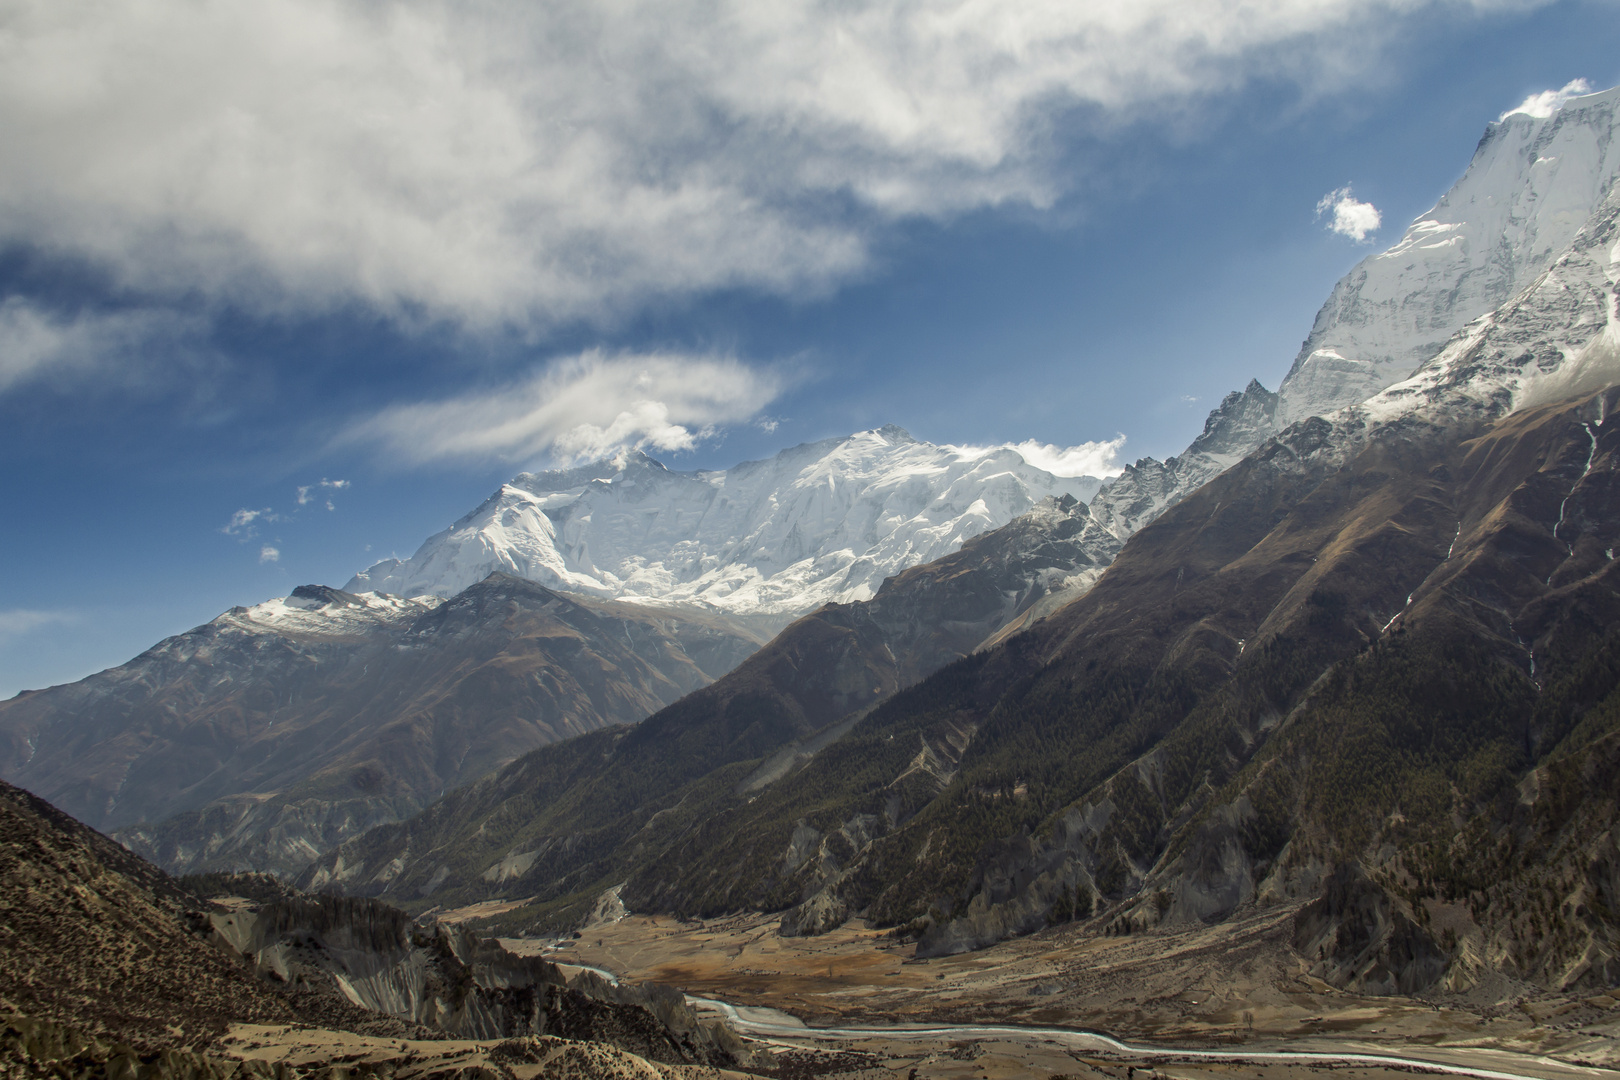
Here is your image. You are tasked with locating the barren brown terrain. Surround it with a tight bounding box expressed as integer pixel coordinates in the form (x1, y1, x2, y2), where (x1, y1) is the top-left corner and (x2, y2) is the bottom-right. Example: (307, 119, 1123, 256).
(500, 906, 1620, 1080)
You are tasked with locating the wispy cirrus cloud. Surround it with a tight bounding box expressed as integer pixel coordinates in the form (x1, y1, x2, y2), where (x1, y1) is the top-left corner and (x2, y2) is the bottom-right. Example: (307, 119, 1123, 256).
(344, 350, 787, 465)
(0, 297, 206, 393)
(0, 0, 1551, 337)
(0, 609, 75, 638)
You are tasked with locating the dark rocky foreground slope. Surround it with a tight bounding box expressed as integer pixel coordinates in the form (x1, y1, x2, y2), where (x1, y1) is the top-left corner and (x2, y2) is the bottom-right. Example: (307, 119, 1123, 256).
(0, 574, 765, 877)
(0, 775, 749, 1076)
(0, 778, 296, 1050)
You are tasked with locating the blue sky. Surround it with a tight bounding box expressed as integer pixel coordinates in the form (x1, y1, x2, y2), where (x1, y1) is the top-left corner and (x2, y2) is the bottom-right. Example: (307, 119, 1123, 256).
(3, 0, 1619, 697)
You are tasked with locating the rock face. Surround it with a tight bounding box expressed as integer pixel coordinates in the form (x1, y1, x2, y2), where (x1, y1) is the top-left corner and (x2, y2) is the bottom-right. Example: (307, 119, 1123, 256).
(1089, 380, 1279, 542)
(349, 427, 1104, 621)
(1277, 84, 1620, 427)
(1293, 864, 1449, 997)
(0, 575, 765, 877)
(203, 894, 735, 1066)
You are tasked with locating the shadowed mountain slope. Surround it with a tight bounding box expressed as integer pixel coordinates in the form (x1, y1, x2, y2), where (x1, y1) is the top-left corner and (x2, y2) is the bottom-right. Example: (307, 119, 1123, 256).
(0, 574, 765, 877)
(298, 494, 1121, 917)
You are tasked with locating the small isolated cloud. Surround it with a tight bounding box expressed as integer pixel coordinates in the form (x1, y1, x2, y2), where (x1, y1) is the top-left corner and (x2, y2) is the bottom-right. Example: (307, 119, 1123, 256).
(223, 507, 275, 537)
(1316, 186, 1381, 243)
(1501, 79, 1592, 121)
(0, 609, 75, 638)
(259, 545, 281, 564)
(961, 435, 1127, 479)
(346, 350, 786, 465)
(297, 478, 349, 507)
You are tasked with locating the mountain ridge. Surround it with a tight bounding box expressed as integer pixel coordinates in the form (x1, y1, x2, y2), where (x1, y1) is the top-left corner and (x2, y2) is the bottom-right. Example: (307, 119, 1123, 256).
(349, 426, 1107, 623)
(0, 574, 767, 877)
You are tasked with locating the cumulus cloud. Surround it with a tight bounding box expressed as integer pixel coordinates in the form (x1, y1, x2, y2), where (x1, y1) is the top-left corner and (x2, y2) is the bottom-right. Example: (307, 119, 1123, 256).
(959, 435, 1127, 478)
(1316, 186, 1382, 242)
(259, 545, 281, 563)
(0, 609, 74, 638)
(1500, 78, 1592, 121)
(346, 350, 786, 465)
(0, 0, 1543, 331)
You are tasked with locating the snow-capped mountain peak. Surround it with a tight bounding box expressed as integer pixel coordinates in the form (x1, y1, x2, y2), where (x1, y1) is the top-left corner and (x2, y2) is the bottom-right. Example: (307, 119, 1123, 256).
(1276, 83, 1620, 427)
(349, 426, 1105, 623)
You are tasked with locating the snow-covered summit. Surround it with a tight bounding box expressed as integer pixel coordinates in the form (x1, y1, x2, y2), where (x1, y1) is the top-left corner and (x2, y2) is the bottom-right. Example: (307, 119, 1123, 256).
(1090, 84, 1620, 545)
(227, 585, 441, 637)
(1277, 83, 1620, 427)
(349, 427, 1105, 621)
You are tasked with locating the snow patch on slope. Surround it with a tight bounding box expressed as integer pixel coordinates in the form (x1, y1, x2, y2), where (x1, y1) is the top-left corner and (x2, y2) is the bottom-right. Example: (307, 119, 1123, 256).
(233, 587, 442, 637)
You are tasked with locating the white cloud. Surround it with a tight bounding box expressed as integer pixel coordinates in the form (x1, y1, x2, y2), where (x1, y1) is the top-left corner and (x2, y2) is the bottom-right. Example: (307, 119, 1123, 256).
(259, 545, 281, 563)
(297, 478, 349, 506)
(0, 609, 74, 638)
(959, 435, 1127, 478)
(1316, 186, 1382, 242)
(346, 349, 786, 465)
(223, 507, 275, 536)
(0, 297, 202, 392)
(0, 0, 1544, 331)
(1500, 78, 1592, 121)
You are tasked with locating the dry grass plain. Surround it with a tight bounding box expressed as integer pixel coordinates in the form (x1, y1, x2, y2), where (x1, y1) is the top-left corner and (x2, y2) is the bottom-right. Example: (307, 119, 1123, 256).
(497, 904, 1620, 1080)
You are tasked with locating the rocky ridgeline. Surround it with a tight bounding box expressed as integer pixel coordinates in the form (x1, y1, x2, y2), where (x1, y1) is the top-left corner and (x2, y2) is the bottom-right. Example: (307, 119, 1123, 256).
(0, 778, 750, 1077)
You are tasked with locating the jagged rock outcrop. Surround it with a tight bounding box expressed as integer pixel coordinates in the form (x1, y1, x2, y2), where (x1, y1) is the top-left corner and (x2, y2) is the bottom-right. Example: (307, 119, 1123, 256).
(0, 776, 746, 1074)
(0, 778, 297, 1051)
(204, 894, 736, 1066)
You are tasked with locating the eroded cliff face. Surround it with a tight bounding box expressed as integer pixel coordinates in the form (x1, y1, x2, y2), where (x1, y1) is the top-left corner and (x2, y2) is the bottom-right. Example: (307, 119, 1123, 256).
(200, 894, 735, 1066)
(0, 777, 750, 1078)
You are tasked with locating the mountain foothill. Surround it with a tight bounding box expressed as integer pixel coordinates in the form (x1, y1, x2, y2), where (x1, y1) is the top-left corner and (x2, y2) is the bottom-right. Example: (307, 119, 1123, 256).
(5, 83, 1620, 1074)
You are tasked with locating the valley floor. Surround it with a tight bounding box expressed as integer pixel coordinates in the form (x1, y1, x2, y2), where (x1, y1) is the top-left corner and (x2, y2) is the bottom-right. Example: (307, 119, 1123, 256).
(496, 906, 1620, 1080)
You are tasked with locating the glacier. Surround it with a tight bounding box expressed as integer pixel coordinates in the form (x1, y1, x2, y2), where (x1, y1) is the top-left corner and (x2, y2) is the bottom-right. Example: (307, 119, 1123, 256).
(350, 425, 1104, 622)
